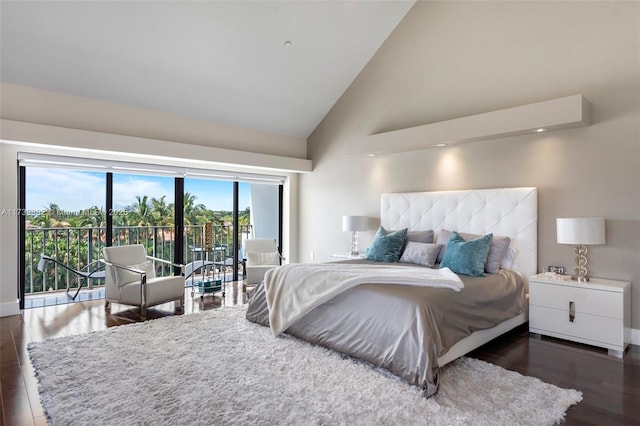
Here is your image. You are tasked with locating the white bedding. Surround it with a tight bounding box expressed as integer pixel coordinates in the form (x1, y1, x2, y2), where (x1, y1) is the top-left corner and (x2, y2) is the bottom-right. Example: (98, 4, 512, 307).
(264, 263, 463, 335)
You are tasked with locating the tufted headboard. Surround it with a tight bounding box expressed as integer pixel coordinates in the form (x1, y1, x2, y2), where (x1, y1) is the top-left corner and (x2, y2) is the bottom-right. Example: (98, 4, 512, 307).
(381, 187, 538, 279)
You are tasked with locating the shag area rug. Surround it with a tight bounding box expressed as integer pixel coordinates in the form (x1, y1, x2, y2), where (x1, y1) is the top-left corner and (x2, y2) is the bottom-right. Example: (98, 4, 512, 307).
(29, 306, 581, 425)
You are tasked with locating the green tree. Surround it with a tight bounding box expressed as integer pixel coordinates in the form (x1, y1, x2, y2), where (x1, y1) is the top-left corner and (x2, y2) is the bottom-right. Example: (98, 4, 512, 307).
(183, 192, 206, 226)
(128, 195, 153, 226)
(31, 203, 67, 228)
(150, 196, 171, 226)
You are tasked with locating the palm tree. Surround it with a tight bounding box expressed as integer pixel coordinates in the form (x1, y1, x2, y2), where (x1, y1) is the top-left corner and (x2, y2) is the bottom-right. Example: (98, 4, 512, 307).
(183, 192, 206, 226)
(69, 206, 104, 227)
(128, 195, 152, 226)
(32, 203, 66, 228)
(150, 196, 171, 226)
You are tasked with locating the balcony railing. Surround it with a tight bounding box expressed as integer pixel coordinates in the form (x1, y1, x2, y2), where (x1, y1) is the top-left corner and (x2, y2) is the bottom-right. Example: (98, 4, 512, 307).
(25, 224, 252, 296)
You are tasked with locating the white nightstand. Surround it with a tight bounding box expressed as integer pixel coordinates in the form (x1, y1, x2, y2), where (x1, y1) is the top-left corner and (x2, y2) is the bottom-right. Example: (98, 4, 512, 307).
(528, 273, 631, 358)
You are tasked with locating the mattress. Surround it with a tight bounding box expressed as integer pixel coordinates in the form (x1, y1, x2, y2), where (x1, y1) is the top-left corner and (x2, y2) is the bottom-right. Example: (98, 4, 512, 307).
(245, 260, 526, 397)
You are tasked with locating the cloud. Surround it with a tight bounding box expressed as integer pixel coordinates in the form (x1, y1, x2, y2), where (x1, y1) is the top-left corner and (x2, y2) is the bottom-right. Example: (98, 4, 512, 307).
(26, 168, 105, 212)
(113, 176, 174, 209)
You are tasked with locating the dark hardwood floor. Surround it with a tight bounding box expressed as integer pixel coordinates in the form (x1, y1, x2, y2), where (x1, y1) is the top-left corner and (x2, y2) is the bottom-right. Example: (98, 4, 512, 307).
(470, 328, 640, 425)
(1, 283, 638, 425)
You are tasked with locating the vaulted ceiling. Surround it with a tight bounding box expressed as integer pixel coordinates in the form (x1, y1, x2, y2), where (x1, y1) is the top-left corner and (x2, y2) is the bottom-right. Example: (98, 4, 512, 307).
(1, 1, 415, 138)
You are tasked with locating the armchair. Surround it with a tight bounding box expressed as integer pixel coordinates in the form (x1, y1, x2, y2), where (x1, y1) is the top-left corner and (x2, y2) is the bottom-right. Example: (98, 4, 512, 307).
(244, 238, 282, 285)
(102, 244, 184, 317)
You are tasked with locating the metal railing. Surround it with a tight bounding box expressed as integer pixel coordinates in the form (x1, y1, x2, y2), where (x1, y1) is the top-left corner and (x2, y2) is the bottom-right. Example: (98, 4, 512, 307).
(25, 224, 252, 296)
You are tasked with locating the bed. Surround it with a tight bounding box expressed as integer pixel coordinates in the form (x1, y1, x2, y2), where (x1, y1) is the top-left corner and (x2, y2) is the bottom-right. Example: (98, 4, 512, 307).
(246, 187, 537, 397)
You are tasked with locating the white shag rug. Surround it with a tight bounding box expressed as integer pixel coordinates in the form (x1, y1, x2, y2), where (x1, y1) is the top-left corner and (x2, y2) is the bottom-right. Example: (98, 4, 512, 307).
(28, 306, 582, 426)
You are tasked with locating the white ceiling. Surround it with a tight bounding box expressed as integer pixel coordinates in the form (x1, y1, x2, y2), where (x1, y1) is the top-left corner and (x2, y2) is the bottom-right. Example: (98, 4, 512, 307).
(1, 1, 414, 138)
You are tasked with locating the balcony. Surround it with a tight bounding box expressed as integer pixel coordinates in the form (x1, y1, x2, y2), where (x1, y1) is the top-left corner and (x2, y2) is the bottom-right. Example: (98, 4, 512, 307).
(25, 224, 251, 307)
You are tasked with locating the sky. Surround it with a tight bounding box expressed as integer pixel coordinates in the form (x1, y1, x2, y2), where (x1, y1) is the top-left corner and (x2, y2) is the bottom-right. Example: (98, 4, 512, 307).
(26, 168, 250, 213)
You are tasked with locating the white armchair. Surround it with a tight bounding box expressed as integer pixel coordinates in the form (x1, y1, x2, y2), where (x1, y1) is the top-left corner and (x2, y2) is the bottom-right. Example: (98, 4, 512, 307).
(102, 244, 184, 317)
(244, 238, 282, 285)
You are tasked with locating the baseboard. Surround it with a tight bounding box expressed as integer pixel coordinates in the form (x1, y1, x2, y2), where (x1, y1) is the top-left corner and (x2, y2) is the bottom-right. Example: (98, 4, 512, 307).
(631, 328, 640, 346)
(0, 300, 20, 317)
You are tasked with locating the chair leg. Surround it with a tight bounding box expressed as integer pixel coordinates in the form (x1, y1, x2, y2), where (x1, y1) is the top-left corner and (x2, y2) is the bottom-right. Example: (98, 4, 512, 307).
(104, 300, 110, 311)
(141, 305, 147, 318)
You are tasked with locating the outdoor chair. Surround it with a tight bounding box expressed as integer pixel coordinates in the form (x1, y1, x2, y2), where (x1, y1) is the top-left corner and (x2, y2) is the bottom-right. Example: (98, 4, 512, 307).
(244, 238, 282, 285)
(37, 254, 105, 301)
(102, 244, 184, 317)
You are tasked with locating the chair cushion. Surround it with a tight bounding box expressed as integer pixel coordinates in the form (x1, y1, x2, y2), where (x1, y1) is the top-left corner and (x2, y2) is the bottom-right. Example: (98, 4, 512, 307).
(246, 251, 280, 266)
(104, 244, 147, 265)
(244, 239, 277, 253)
(114, 261, 154, 287)
(118, 275, 183, 305)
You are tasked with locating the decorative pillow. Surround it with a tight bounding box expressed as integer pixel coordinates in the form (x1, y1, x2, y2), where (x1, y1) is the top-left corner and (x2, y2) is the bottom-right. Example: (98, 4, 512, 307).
(365, 226, 408, 263)
(440, 231, 493, 277)
(501, 246, 517, 270)
(399, 242, 441, 267)
(115, 260, 154, 287)
(436, 229, 511, 274)
(246, 251, 280, 266)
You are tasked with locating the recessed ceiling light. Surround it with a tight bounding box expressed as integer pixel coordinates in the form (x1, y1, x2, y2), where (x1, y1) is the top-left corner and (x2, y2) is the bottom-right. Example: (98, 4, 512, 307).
(283, 40, 292, 48)
(434, 144, 446, 147)
(533, 128, 547, 133)
(367, 153, 376, 157)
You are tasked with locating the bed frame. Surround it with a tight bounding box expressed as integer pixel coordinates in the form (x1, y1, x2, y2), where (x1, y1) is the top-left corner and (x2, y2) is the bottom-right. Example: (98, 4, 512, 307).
(381, 187, 538, 366)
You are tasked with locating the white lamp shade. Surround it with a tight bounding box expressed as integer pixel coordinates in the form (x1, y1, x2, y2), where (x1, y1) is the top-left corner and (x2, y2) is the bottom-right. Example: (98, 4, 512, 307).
(342, 215, 367, 232)
(556, 217, 605, 245)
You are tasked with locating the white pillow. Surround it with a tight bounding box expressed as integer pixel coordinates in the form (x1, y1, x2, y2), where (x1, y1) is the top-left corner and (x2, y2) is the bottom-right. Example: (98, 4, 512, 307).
(501, 246, 517, 270)
(399, 242, 441, 268)
(246, 251, 280, 266)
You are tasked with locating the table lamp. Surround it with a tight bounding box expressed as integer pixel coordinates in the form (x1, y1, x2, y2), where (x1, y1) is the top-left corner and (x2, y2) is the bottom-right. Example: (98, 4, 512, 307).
(556, 217, 605, 282)
(343, 215, 367, 256)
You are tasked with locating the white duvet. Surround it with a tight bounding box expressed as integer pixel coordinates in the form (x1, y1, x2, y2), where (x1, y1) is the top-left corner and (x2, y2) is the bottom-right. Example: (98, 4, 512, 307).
(264, 263, 464, 336)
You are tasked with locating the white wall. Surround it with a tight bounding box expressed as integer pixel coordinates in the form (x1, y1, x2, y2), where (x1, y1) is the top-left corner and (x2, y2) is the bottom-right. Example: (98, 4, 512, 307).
(0, 143, 20, 316)
(302, 2, 640, 330)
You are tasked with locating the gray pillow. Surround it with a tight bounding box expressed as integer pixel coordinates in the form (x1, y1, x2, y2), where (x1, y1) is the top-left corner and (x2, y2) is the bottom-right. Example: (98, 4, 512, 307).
(406, 230, 434, 244)
(399, 242, 441, 267)
(436, 229, 511, 274)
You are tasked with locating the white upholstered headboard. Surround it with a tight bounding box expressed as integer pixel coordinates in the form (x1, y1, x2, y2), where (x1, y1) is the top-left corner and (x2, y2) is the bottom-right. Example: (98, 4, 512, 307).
(381, 187, 538, 279)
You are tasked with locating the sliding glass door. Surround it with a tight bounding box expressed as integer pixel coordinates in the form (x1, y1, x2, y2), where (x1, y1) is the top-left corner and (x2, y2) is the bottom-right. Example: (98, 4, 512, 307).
(23, 167, 106, 303)
(18, 156, 284, 307)
(184, 178, 251, 281)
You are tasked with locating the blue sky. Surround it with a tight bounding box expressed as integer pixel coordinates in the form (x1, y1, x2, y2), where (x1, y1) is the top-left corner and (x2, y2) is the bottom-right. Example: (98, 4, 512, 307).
(26, 168, 250, 212)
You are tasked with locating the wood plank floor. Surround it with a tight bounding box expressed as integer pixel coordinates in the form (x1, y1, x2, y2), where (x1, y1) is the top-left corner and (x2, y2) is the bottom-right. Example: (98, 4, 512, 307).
(1, 282, 639, 425)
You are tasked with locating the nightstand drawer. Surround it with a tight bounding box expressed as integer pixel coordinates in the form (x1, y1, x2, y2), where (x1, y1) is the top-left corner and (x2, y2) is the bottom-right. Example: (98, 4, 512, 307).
(530, 305, 624, 347)
(529, 281, 622, 319)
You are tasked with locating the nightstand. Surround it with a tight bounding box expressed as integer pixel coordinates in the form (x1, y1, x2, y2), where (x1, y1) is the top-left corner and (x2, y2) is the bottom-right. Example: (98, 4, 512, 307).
(330, 253, 366, 260)
(529, 273, 631, 358)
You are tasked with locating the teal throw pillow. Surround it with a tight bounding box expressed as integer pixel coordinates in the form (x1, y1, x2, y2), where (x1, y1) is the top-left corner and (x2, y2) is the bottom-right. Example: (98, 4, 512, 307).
(365, 226, 408, 263)
(439, 231, 493, 277)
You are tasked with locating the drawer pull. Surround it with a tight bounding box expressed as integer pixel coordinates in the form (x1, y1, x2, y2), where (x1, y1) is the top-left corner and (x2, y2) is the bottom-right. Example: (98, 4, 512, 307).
(569, 301, 575, 323)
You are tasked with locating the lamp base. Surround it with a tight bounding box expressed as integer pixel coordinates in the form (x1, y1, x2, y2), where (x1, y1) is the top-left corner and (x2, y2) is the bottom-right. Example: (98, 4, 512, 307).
(571, 244, 591, 283)
(570, 275, 590, 282)
(350, 231, 359, 257)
